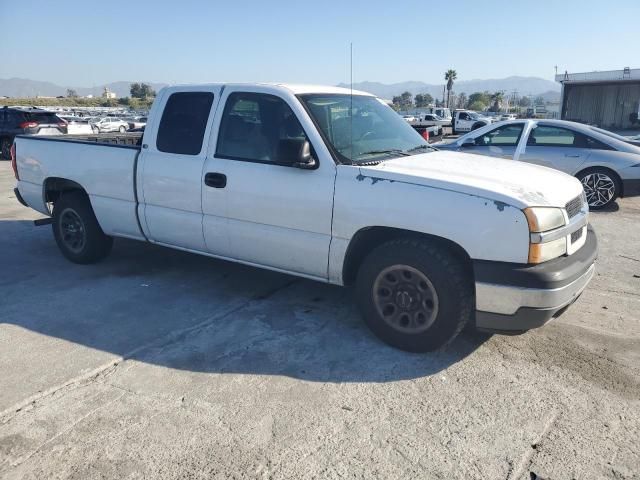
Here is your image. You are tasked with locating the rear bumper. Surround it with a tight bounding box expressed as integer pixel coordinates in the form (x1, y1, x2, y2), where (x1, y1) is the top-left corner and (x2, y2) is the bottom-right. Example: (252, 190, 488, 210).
(474, 226, 598, 333)
(622, 178, 640, 197)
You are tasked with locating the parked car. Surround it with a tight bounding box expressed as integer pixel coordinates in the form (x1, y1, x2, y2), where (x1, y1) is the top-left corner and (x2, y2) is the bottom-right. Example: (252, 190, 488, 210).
(0, 107, 67, 159)
(90, 117, 129, 133)
(60, 116, 94, 135)
(12, 83, 596, 352)
(127, 116, 147, 130)
(434, 119, 640, 209)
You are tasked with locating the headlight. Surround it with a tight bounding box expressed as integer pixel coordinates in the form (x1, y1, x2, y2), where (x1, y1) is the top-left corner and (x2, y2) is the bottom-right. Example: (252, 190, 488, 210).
(523, 207, 567, 264)
(523, 207, 565, 232)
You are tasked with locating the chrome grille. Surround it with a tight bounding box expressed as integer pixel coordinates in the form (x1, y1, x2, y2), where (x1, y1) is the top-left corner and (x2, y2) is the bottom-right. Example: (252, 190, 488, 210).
(565, 195, 584, 219)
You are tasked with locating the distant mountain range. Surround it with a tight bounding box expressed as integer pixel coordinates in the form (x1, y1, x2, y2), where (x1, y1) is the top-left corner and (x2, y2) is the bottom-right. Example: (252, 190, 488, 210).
(0, 78, 169, 98)
(337, 76, 561, 101)
(0, 75, 561, 102)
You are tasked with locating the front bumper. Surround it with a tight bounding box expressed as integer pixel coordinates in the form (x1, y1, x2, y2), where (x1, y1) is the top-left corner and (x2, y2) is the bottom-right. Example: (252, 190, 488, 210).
(14, 187, 28, 207)
(474, 226, 598, 333)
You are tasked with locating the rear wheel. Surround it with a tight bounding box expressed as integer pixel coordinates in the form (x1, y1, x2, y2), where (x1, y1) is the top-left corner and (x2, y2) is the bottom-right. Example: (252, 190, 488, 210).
(52, 191, 113, 264)
(577, 167, 620, 210)
(356, 238, 473, 352)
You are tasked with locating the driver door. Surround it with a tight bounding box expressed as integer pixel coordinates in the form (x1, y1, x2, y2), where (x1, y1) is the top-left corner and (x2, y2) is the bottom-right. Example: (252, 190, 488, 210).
(202, 88, 336, 279)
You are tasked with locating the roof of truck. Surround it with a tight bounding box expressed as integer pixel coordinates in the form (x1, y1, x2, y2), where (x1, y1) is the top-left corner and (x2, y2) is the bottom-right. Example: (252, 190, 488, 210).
(164, 83, 374, 97)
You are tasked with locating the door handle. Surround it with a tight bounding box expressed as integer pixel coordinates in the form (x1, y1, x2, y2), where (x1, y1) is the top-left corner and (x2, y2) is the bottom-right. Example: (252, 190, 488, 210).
(565, 154, 581, 158)
(205, 172, 227, 188)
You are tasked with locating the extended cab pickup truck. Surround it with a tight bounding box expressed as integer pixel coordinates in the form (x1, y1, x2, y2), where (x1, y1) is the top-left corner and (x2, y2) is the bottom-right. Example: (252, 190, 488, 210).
(12, 83, 597, 352)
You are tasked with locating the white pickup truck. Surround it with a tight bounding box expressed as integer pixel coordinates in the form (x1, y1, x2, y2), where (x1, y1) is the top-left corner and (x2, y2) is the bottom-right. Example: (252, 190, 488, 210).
(452, 109, 493, 134)
(12, 83, 597, 352)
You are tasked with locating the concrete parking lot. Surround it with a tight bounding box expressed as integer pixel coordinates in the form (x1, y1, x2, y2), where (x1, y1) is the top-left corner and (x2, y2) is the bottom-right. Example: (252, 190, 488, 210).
(0, 161, 639, 479)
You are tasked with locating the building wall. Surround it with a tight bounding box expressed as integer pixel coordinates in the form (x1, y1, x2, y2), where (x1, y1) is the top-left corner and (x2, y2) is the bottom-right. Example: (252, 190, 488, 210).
(561, 81, 640, 129)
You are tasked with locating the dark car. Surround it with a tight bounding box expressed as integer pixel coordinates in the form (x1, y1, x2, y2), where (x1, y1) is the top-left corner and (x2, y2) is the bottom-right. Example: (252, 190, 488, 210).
(0, 107, 67, 159)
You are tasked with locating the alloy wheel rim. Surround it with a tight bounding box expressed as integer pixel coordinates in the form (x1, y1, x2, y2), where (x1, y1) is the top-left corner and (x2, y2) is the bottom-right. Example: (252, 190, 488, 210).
(60, 208, 86, 253)
(580, 173, 615, 207)
(372, 265, 439, 334)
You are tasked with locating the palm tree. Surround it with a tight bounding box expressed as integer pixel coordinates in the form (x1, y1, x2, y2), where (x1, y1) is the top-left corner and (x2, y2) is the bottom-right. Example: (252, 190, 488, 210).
(444, 69, 457, 108)
(490, 91, 504, 112)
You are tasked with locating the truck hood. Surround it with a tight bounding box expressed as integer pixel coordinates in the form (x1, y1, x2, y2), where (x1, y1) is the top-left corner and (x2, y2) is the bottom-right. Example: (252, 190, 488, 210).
(357, 150, 584, 209)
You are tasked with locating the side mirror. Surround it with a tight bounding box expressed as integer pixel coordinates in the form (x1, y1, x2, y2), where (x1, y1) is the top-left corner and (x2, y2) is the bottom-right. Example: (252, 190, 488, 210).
(460, 138, 475, 148)
(277, 139, 317, 169)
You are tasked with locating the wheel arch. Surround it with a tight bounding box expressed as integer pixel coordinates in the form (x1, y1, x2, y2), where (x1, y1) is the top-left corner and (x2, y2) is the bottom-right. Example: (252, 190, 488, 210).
(43, 177, 89, 214)
(341, 226, 473, 286)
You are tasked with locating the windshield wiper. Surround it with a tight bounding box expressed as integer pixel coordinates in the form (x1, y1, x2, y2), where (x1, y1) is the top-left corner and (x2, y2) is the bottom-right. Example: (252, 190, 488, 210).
(356, 149, 410, 159)
(406, 144, 435, 153)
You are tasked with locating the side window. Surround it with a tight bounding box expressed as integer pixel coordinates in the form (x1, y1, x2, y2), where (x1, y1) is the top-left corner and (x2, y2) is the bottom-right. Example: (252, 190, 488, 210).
(475, 123, 524, 146)
(528, 126, 577, 147)
(156, 91, 214, 155)
(585, 136, 615, 151)
(216, 92, 308, 164)
(459, 113, 469, 120)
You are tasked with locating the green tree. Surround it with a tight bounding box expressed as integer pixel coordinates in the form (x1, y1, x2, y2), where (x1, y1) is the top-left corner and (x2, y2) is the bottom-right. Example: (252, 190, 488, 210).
(66, 89, 78, 98)
(490, 91, 504, 112)
(414, 93, 433, 108)
(444, 69, 457, 108)
(468, 100, 487, 112)
(393, 91, 413, 111)
(130, 82, 156, 99)
(534, 95, 545, 105)
(467, 92, 491, 109)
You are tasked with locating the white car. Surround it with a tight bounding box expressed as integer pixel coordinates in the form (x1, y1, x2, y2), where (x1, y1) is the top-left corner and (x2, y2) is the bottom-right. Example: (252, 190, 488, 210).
(91, 117, 129, 133)
(435, 119, 640, 209)
(12, 83, 596, 352)
(60, 116, 93, 135)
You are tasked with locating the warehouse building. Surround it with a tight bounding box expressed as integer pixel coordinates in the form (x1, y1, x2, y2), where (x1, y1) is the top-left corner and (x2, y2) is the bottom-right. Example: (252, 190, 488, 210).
(555, 67, 640, 130)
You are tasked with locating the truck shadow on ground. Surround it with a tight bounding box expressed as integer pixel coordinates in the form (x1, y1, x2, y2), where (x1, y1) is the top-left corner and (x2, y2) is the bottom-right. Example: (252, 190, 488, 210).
(1, 220, 490, 383)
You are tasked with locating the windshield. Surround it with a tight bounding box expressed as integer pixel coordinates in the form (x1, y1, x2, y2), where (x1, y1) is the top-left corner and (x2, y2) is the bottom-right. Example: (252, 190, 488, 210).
(299, 94, 430, 163)
(469, 112, 485, 120)
(588, 125, 635, 142)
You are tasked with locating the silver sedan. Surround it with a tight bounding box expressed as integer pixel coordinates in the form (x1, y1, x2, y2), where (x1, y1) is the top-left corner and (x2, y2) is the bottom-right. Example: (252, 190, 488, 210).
(435, 119, 640, 209)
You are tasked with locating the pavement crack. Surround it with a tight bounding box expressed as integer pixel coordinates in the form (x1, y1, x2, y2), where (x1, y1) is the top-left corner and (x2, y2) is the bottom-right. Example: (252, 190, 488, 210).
(508, 410, 559, 480)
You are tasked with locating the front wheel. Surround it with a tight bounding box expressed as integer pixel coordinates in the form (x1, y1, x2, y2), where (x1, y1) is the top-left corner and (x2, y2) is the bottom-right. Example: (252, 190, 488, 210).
(119, 126, 126, 133)
(578, 168, 620, 210)
(53, 191, 113, 264)
(356, 238, 473, 352)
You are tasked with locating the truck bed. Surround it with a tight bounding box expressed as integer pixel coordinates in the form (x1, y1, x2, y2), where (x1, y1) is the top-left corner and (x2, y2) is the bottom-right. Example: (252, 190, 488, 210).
(14, 133, 145, 241)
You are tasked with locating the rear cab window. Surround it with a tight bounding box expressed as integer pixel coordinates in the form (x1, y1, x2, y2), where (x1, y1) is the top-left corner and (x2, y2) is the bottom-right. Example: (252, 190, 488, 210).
(156, 91, 214, 155)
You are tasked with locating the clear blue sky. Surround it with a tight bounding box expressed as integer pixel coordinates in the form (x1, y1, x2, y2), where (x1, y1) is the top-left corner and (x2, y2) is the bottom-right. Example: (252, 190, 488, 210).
(1, 0, 638, 87)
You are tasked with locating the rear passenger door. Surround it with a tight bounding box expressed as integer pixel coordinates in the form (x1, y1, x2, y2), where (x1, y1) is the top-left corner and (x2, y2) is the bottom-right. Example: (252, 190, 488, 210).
(138, 87, 221, 251)
(519, 124, 589, 174)
(201, 88, 336, 279)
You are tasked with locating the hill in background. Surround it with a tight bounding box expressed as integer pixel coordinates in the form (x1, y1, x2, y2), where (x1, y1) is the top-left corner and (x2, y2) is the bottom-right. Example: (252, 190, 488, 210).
(337, 76, 561, 101)
(0, 78, 168, 98)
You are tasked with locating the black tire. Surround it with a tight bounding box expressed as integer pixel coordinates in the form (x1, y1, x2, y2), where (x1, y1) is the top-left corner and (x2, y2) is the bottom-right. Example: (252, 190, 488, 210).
(1, 137, 12, 161)
(52, 191, 113, 264)
(471, 122, 484, 131)
(356, 238, 473, 352)
(577, 167, 620, 210)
